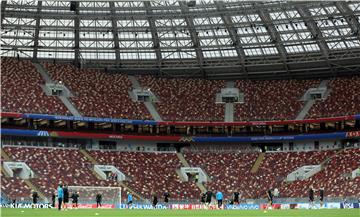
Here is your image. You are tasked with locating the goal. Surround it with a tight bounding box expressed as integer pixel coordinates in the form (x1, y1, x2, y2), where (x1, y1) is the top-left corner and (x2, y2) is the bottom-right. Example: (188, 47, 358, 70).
(68, 186, 121, 208)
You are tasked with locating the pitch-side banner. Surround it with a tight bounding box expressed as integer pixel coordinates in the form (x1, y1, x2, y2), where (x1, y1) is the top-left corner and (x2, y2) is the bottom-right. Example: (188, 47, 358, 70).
(225, 204, 259, 210)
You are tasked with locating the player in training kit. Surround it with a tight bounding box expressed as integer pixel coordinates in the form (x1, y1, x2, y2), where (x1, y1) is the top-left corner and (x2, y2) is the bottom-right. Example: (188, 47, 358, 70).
(57, 184, 64, 211)
(200, 193, 206, 204)
(152, 194, 158, 208)
(127, 192, 133, 208)
(319, 187, 324, 208)
(63, 184, 69, 210)
(216, 191, 223, 209)
(96, 193, 102, 208)
(267, 189, 273, 209)
(71, 192, 79, 209)
(233, 191, 240, 204)
(205, 190, 213, 205)
(308, 186, 315, 209)
(31, 191, 39, 209)
(164, 192, 170, 204)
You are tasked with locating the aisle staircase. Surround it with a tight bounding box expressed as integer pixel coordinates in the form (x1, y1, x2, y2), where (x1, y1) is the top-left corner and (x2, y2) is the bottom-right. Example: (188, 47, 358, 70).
(33, 62, 82, 117)
(250, 152, 265, 173)
(1, 148, 47, 201)
(176, 152, 207, 193)
(24, 180, 47, 202)
(79, 149, 146, 201)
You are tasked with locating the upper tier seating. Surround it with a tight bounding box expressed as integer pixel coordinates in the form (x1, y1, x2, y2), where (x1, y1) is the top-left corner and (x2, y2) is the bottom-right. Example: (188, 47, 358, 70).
(3, 147, 116, 197)
(89, 150, 201, 200)
(281, 148, 360, 198)
(2, 58, 359, 121)
(43, 63, 151, 120)
(234, 79, 320, 121)
(1, 58, 69, 115)
(137, 75, 225, 121)
(308, 77, 360, 118)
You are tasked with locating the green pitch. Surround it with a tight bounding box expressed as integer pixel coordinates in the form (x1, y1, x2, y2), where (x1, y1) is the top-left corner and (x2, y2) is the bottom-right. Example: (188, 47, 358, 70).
(1, 208, 359, 217)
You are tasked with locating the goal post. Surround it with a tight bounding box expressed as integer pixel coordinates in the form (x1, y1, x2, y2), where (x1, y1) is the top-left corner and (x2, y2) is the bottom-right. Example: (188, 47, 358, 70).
(68, 186, 121, 208)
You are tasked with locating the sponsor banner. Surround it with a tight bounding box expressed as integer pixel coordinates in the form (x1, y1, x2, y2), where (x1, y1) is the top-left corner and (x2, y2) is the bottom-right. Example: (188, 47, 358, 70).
(170, 204, 207, 210)
(225, 204, 259, 210)
(22, 113, 157, 125)
(281, 203, 341, 209)
(74, 204, 115, 209)
(0, 112, 22, 118)
(341, 203, 359, 209)
(326, 202, 341, 209)
(0, 128, 349, 142)
(346, 131, 360, 138)
(260, 204, 281, 210)
(0, 128, 181, 141)
(2, 112, 359, 127)
(0, 203, 53, 209)
(194, 132, 346, 142)
(118, 204, 167, 209)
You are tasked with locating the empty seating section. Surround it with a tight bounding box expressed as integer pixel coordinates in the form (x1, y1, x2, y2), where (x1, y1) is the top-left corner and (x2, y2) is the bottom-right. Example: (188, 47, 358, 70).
(184, 150, 337, 198)
(184, 152, 258, 198)
(2, 146, 359, 201)
(308, 77, 360, 118)
(2, 58, 359, 121)
(3, 147, 116, 197)
(1, 58, 69, 115)
(89, 150, 201, 200)
(137, 75, 225, 121)
(1, 176, 32, 200)
(235, 79, 320, 121)
(253, 151, 336, 197)
(281, 148, 360, 198)
(43, 62, 151, 120)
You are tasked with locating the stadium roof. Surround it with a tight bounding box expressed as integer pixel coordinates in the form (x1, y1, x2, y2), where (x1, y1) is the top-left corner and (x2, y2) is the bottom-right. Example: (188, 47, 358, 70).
(1, 0, 360, 79)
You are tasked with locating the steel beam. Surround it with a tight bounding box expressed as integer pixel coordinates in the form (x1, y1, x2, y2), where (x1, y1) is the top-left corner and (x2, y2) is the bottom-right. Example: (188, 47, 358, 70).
(179, 1, 206, 77)
(214, 1, 247, 76)
(257, 8, 289, 73)
(109, 1, 121, 67)
(1, 0, 7, 25)
(335, 2, 360, 38)
(74, 2, 80, 67)
(144, 1, 162, 75)
(32, 1, 42, 59)
(296, 6, 335, 74)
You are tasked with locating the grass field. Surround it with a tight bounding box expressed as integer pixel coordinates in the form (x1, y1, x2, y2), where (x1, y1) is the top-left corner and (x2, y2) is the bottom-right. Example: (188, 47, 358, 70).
(1, 208, 359, 217)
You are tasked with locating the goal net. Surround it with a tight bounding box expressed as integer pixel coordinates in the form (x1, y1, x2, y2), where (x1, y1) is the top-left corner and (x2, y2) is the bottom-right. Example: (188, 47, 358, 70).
(68, 186, 121, 208)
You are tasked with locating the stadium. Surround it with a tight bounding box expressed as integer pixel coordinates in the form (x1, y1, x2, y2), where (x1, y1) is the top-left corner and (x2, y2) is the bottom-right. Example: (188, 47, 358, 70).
(0, 0, 360, 217)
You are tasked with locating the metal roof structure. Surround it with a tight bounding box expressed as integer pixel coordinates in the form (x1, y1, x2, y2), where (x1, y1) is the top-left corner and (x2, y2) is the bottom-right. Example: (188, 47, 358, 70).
(1, 0, 360, 79)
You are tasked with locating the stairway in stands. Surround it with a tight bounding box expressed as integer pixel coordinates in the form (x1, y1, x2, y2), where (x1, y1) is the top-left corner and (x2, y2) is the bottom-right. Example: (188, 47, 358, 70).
(250, 152, 265, 173)
(296, 79, 329, 120)
(224, 81, 235, 122)
(79, 149, 146, 201)
(176, 152, 207, 193)
(1, 148, 11, 177)
(128, 75, 163, 121)
(33, 62, 82, 117)
(1, 148, 47, 201)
